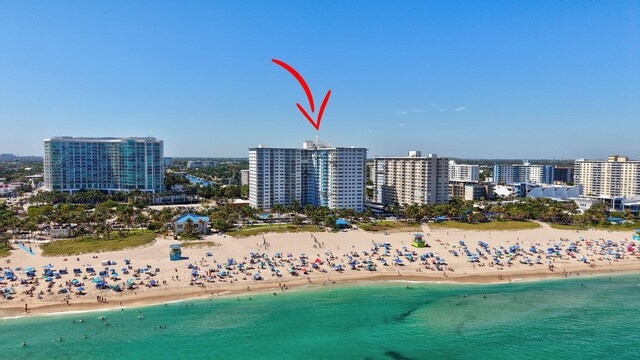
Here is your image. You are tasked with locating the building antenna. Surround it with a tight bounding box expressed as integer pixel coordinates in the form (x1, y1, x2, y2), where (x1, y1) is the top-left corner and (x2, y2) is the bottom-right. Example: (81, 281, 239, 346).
(315, 134, 319, 145)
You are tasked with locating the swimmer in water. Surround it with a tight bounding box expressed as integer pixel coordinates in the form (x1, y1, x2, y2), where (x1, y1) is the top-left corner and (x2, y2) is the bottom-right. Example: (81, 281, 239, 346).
(21, 342, 27, 347)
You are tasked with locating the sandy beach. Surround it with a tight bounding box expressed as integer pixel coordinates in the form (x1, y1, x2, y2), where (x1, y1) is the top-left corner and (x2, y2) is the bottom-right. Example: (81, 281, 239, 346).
(2, 222, 639, 318)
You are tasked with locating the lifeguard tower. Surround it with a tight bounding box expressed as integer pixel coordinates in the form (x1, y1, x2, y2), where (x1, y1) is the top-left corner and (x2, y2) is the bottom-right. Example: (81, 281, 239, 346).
(170, 244, 182, 261)
(633, 229, 640, 241)
(411, 233, 426, 248)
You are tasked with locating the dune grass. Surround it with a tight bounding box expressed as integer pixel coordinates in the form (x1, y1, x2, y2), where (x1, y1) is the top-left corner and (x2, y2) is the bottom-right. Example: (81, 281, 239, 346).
(181, 240, 219, 248)
(358, 220, 421, 232)
(41, 230, 157, 256)
(428, 221, 540, 231)
(548, 223, 636, 232)
(226, 224, 324, 237)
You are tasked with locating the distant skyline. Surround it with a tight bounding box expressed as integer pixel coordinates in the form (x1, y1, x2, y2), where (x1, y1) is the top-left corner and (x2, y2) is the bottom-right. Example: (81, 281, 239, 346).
(1, 1, 639, 159)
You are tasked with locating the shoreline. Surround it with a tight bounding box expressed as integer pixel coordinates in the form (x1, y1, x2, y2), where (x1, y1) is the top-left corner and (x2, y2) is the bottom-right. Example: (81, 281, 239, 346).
(3, 263, 639, 320)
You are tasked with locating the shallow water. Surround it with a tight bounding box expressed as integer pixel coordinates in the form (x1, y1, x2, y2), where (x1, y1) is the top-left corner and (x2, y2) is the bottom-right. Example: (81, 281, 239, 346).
(2, 274, 639, 359)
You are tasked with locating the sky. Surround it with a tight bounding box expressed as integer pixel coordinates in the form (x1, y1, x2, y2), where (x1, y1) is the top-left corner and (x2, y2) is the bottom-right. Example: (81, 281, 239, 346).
(0, 1, 639, 159)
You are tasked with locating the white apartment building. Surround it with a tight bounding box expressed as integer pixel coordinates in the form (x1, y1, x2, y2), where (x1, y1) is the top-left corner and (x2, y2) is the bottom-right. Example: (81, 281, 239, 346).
(240, 169, 249, 186)
(249, 142, 367, 211)
(575, 155, 640, 198)
(492, 162, 554, 185)
(248, 147, 301, 210)
(374, 151, 449, 205)
(448, 161, 479, 182)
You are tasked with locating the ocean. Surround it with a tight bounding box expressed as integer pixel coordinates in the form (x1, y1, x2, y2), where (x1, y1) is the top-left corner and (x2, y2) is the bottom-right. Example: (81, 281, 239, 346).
(2, 274, 639, 359)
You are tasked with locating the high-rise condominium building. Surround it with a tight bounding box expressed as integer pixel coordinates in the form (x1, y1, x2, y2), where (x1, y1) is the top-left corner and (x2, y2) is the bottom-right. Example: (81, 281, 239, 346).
(448, 161, 480, 182)
(554, 166, 574, 184)
(249, 141, 367, 211)
(374, 151, 449, 205)
(492, 162, 554, 185)
(44, 137, 164, 193)
(574, 155, 640, 198)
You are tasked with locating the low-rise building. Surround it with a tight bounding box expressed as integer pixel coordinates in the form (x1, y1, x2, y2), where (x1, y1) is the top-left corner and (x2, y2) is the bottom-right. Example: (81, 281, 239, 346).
(449, 181, 494, 201)
(0, 183, 18, 196)
(494, 183, 535, 198)
(187, 160, 219, 169)
(526, 185, 582, 200)
(173, 214, 210, 235)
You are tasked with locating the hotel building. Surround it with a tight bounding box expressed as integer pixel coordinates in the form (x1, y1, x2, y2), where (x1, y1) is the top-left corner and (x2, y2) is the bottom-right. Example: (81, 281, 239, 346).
(373, 151, 449, 205)
(44, 137, 164, 193)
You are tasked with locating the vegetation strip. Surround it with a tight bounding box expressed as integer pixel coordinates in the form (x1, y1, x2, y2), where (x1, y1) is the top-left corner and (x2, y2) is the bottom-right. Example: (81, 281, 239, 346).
(40, 231, 156, 256)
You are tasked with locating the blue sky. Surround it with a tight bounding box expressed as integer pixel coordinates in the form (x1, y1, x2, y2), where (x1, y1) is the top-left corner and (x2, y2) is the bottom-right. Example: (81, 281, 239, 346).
(0, 1, 638, 159)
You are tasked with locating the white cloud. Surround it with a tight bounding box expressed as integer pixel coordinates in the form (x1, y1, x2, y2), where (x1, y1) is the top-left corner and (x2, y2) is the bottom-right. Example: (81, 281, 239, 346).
(455, 107, 465, 112)
(395, 109, 425, 115)
(399, 123, 405, 127)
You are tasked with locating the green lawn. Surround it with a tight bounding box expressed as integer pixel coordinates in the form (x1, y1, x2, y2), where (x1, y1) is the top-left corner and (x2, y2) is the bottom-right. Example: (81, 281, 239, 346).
(548, 223, 636, 231)
(0, 243, 11, 257)
(429, 221, 540, 231)
(358, 220, 421, 232)
(41, 230, 157, 256)
(226, 224, 324, 237)
(180, 240, 219, 248)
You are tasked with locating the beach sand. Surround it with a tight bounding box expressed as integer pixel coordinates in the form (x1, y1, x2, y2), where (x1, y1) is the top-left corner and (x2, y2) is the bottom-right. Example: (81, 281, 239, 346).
(2, 222, 639, 318)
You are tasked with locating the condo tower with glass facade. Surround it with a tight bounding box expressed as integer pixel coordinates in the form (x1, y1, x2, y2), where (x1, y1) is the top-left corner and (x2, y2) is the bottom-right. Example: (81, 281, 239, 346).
(43, 137, 164, 193)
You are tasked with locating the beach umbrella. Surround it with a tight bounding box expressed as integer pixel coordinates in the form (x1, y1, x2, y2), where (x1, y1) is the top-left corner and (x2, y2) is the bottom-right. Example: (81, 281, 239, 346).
(77, 287, 85, 291)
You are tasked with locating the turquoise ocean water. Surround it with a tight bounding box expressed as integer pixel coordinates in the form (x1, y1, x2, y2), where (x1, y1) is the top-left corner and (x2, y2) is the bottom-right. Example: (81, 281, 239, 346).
(2, 274, 639, 359)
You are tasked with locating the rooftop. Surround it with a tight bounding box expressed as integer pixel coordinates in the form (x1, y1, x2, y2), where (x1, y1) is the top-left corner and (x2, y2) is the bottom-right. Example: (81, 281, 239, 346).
(46, 137, 161, 143)
(174, 214, 210, 224)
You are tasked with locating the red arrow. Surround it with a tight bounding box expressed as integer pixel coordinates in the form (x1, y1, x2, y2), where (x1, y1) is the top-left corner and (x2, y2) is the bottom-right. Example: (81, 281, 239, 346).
(272, 59, 331, 131)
